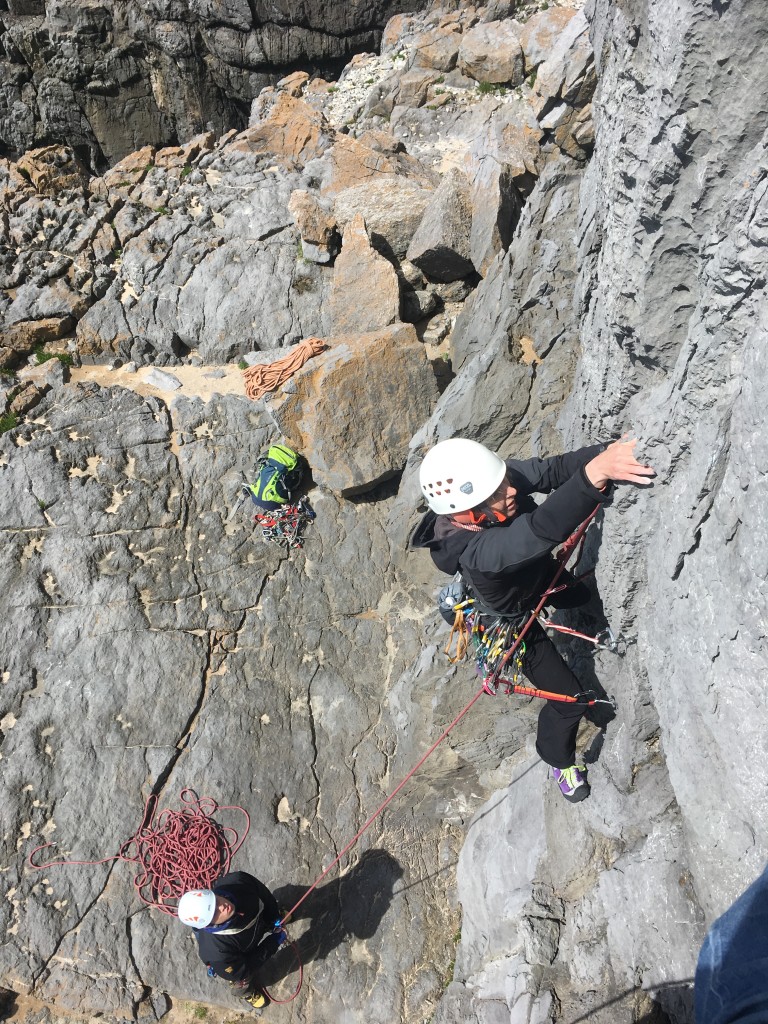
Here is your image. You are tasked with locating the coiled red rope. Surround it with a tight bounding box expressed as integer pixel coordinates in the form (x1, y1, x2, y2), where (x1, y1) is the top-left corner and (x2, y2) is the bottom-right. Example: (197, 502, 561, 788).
(28, 789, 250, 915)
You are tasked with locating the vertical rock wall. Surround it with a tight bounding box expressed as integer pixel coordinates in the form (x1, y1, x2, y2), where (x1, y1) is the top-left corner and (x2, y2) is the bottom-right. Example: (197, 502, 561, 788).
(573, 0, 768, 914)
(3, 2, 768, 1023)
(0, 0, 428, 166)
(416, 1, 768, 1021)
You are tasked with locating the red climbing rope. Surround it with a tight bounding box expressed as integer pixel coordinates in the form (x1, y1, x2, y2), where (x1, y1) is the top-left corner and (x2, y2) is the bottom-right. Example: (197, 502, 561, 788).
(280, 683, 488, 926)
(28, 789, 250, 915)
(262, 939, 303, 1004)
(22, 510, 602, 1007)
(280, 507, 602, 928)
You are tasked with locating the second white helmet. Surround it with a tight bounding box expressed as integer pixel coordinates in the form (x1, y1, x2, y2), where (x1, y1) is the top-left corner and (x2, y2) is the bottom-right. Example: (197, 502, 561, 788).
(178, 889, 217, 928)
(419, 438, 506, 514)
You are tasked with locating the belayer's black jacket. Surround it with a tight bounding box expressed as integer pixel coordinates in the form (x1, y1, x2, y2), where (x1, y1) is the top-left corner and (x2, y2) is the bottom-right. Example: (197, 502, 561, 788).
(193, 871, 281, 983)
(411, 445, 609, 617)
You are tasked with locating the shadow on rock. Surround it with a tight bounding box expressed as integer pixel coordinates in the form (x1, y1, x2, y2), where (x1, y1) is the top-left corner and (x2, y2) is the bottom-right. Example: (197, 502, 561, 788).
(0, 989, 17, 1022)
(258, 849, 403, 987)
(565, 979, 694, 1024)
(582, 728, 607, 766)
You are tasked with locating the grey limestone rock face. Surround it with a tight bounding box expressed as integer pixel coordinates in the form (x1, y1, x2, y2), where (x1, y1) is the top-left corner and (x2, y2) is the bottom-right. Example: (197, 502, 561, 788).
(0, 135, 334, 366)
(416, 1, 768, 1022)
(269, 322, 439, 495)
(519, 8, 579, 73)
(406, 167, 475, 282)
(0, 380, 465, 1022)
(1, 5, 596, 377)
(0, 0, 431, 166)
(458, 19, 526, 87)
(333, 177, 435, 260)
(4, 2, 768, 1024)
(327, 213, 401, 333)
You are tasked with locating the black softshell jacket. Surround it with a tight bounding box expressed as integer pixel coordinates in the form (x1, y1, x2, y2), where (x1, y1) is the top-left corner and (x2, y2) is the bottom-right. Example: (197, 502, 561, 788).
(412, 445, 609, 617)
(194, 871, 281, 983)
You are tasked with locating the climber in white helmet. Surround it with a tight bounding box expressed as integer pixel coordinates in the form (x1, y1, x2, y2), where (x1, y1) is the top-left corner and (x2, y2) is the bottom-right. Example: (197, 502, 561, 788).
(411, 436, 654, 803)
(178, 872, 285, 1013)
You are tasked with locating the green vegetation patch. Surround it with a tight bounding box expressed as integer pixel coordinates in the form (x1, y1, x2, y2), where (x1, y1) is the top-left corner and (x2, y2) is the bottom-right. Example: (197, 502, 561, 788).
(34, 347, 73, 367)
(0, 411, 18, 434)
(477, 81, 509, 96)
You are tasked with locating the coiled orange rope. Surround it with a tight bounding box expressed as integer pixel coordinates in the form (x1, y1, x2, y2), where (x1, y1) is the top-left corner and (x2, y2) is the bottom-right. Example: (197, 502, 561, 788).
(28, 789, 250, 915)
(242, 336, 327, 400)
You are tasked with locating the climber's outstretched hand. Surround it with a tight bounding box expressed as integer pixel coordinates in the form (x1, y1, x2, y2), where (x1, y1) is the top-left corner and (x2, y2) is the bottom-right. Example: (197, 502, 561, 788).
(585, 437, 655, 490)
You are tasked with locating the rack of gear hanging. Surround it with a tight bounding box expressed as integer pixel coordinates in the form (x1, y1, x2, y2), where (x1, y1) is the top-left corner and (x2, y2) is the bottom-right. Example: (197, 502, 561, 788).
(444, 510, 620, 707)
(253, 496, 316, 549)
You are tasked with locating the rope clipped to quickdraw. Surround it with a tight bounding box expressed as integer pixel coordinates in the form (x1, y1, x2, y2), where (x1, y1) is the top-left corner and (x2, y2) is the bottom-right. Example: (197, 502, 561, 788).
(27, 789, 250, 915)
(536, 616, 622, 652)
(507, 684, 608, 706)
(254, 497, 316, 549)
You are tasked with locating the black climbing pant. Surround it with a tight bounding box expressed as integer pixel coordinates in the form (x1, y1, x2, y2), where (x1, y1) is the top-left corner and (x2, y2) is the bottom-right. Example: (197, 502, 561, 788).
(524, 579, 593, 769)
(521, 621, 587, 769)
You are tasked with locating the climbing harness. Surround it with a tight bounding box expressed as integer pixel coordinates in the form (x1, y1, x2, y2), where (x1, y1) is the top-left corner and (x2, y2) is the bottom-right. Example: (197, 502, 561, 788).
(442, 507, 622, 703)
(253, 497, 315, 549)
(28, 789, 250, 915)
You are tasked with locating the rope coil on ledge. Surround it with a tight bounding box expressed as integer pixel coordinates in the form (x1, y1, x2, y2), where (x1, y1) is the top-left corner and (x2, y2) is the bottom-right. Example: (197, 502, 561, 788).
(28, 788, 250, 915)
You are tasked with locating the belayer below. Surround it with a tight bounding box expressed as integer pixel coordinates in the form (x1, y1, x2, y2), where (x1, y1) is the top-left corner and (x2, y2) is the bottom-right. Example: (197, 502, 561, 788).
(178, 871, 286, 1014)
(411, 436, 655, 803)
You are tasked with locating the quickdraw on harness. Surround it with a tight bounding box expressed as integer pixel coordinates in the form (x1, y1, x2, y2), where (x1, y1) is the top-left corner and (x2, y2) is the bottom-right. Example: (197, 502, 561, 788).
(253, 497, 316, 549)
(445, 603, 527, 694)
(444, 507, 618, 706)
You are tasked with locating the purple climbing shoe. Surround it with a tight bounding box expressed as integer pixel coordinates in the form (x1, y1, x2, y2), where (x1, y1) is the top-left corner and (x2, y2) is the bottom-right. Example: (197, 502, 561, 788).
(551, 763, 590, 803)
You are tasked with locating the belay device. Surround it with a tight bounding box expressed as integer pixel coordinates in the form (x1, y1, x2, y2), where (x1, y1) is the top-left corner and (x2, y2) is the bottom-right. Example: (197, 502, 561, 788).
(229, 443, 316, 549)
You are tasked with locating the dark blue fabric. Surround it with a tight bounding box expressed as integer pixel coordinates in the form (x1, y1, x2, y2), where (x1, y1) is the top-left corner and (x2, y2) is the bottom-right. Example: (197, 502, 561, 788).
(695, 863, 768, 1024)
(194, 871, 280, 983)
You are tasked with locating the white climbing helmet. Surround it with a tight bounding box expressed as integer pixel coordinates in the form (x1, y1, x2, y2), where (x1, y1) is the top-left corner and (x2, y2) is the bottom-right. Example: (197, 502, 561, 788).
(419, 438, 506, 515)
(178, 889, 217, 928)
